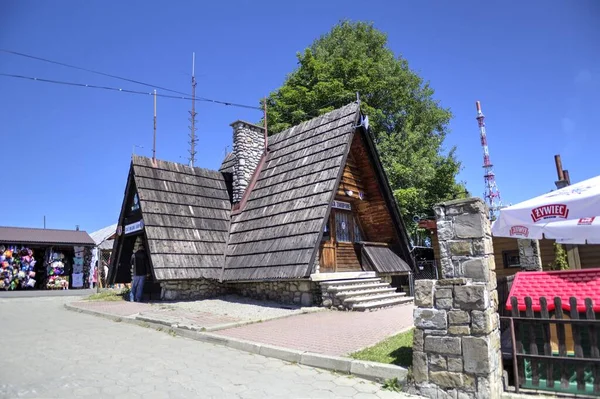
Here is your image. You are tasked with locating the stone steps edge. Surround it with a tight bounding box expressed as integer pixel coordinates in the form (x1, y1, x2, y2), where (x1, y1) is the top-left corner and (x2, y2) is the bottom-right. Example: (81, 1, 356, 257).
(64, 303, 408, 383)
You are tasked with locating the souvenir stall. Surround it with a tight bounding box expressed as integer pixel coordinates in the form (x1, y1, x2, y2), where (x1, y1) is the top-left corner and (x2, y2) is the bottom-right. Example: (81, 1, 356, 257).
(0, 226, 95, 291)
(0, 246, 38, 290)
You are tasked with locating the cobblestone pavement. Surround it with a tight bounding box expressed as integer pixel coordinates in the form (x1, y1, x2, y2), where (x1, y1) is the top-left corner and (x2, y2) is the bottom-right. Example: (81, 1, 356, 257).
(217, 304, 415, 356)
(0, 297, 417, 399)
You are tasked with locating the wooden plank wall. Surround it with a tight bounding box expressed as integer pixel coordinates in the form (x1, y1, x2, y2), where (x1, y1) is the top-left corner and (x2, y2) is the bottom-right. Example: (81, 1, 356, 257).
(325, 132, 402, 272)
(493, 237, 520, 278)
(579, 245, 600, 269)
(336, 243, 361, 271)
(337, 152, 366, 197)
(350, 132, 397, 245)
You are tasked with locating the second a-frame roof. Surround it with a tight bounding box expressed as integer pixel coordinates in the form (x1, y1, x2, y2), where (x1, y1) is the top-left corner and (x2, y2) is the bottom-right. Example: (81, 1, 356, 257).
(131, 156, 230, 280)
(222, 102, 360, 281)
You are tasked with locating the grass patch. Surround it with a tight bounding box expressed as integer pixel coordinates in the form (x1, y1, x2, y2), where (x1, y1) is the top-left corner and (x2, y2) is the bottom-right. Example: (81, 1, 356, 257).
(350, 328, 413, 368)
(86, 288, 130, 302)
(86, 291, 123, 301)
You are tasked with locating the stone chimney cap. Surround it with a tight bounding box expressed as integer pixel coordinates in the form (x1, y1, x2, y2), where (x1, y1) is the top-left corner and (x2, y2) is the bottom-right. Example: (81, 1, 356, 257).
(230, 120, 265, 132)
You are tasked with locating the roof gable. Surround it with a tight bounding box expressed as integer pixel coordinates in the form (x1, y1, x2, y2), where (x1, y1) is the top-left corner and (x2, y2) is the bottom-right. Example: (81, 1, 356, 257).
(222, 103, 361, 280)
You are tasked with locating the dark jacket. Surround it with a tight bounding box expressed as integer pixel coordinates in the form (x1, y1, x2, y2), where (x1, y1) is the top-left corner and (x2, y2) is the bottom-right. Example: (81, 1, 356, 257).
(131, 249, 149, 276)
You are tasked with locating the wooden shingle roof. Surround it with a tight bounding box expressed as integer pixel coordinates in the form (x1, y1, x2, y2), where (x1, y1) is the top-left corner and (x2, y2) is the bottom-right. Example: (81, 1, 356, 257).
(131, 156, 230, 280)
(219, 152, 236, 174)
(222, 102, 361, 281)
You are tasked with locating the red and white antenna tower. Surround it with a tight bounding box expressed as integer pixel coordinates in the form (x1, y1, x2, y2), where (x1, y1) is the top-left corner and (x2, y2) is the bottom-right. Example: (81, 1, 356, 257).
(476, 101, 502, 220)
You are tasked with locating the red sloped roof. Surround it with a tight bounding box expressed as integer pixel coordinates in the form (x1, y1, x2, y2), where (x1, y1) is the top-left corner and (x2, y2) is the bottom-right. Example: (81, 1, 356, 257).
(505, 268, 600, 313)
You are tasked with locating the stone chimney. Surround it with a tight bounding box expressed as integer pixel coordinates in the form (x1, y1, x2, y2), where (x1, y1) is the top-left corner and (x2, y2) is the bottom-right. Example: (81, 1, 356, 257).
(230, 121, 265, 203)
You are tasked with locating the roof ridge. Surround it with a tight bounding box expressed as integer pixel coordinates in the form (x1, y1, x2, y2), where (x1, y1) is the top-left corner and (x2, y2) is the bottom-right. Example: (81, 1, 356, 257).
(0, 226, 89, 233)
(268, 101, 359, 143)
(132, 155, 220, 175)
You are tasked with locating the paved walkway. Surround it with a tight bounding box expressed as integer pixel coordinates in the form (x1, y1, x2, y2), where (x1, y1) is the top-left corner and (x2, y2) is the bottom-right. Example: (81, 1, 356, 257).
(0, 296, 417, 399)
(216, 305, 415, 356)
(69, 295, 324, 330)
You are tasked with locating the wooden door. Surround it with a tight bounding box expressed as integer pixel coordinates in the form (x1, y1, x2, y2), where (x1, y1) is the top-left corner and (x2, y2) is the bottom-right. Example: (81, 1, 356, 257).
(320, 243, 336, 273)
(319, 213, 336, 272)
(334, 210, 362, 271)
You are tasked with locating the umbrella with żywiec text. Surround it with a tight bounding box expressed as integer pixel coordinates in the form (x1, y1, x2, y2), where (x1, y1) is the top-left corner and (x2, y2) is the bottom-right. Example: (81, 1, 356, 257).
(491, 175, 600, 244)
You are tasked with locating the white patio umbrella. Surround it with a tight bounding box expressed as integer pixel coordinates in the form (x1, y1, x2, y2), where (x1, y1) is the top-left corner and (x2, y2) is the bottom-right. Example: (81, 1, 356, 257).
(491, 174, 600, 244)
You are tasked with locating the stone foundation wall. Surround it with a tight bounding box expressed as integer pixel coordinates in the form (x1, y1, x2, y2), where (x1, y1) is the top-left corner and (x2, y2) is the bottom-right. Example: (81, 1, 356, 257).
(160, 279, 227, 301)
(227, 280, 318, 306)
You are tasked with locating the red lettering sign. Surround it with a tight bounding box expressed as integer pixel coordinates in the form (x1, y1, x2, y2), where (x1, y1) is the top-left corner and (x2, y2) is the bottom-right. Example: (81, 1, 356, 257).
(509, 225, 529, 237)
(530, 204, 569, 222)
(578, 217, 595, 226)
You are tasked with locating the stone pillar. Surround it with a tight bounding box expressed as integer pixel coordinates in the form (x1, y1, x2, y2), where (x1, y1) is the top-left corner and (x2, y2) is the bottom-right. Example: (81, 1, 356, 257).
(517, 239, 542, 271)
(412, 198, 502, 399)
(231, 121, 265, 203)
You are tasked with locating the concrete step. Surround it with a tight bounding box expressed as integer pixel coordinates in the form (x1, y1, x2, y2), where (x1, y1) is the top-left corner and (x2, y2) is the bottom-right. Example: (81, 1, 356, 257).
(327, 282, 388, 293)
(344, 292, 407, 305)
(319, 278, 381, 287)
(335, 287, 397, 299)
(352, 296, 414, 312)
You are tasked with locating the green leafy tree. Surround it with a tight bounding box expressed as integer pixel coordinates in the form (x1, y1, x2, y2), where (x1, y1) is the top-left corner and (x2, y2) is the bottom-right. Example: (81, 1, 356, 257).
(548, 242, 569, 271)
(263, 21, 467, 243)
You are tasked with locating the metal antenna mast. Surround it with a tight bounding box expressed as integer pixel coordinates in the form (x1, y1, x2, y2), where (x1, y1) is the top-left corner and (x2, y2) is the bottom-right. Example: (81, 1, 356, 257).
(476, 101, 502, 220)
(188, 52, 198, 167)
(153, 89, 157, 162)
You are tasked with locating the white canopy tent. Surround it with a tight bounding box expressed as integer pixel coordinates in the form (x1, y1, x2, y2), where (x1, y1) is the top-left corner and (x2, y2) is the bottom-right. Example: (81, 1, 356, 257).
(491, 175, 600, 244)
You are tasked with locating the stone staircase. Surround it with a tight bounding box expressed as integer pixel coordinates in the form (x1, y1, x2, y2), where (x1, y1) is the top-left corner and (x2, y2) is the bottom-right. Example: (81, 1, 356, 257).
(319, 277, 413, 311)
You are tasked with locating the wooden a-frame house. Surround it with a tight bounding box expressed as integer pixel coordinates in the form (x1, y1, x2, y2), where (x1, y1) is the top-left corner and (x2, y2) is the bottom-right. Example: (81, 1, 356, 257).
(109, 102, 415, 310)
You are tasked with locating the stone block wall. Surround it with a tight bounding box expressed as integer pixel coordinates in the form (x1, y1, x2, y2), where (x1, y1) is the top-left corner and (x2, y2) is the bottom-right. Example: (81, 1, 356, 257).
(160, 279, 228, 301)
(160, 278, 320, 307)
(516, 239, 542, 271)
(227, 280, 318, 307)
(231, 121, 264, 203)
(412, 198, 503, 399)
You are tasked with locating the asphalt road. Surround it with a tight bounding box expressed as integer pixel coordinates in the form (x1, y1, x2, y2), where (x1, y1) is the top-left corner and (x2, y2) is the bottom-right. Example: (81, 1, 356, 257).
(0, 296, 412, 399)
(0, 288, 95, 299)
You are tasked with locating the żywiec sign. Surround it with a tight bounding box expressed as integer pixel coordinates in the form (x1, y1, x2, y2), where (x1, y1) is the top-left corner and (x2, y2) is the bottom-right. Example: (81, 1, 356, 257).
(530, 204, 569, 222)
(509, 225, 529, 237)
(124, 220, 144, 235)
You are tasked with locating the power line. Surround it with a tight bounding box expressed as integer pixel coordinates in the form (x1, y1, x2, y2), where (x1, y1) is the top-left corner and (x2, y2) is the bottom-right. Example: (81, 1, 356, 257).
(0, 49, 191, 97)
(0, 72, 262, 110)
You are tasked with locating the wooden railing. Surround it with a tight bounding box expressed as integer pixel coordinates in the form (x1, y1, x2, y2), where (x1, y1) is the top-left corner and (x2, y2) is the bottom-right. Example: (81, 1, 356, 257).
(501, 296, 600, 396)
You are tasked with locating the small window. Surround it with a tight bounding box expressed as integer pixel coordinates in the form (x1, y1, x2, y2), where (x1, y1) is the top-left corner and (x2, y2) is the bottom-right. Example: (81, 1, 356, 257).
(130, 192, 140, 212)
(503, 250, 520, 268)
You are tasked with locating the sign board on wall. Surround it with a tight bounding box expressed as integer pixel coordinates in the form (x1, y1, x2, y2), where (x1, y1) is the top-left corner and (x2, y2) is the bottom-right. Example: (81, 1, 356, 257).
(124, 219, 144, 235)
(332, 200, 352, 211)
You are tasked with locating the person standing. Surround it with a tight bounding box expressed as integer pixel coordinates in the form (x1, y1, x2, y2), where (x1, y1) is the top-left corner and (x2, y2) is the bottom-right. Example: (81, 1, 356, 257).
(130, 244, 149, 302)
(91, 265, 98, 288)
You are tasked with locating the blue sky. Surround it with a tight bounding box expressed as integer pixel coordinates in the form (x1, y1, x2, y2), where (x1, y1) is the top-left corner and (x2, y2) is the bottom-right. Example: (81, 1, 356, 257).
(1, 0, 598, 233)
